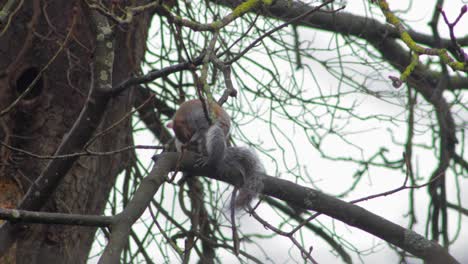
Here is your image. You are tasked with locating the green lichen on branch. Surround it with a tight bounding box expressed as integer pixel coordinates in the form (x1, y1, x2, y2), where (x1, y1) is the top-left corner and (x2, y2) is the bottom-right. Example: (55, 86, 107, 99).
(376, 0, 467, 73)
(159, 0, 271, 31)
(438, 49, 467, 71)
(217, 0, 272, 30)
(231, 0, 269, 17)
(400, 53, 419, 82)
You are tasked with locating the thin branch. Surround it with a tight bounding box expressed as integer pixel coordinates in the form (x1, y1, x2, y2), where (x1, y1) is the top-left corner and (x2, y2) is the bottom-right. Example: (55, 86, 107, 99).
(453, 153, 468, 172)
(85, 92, 156, 148)
(86, 0, 159, 25)
(0, 208, 113, 227)
(0, 0, 24, 36)
(0, 141, 162, 159)
(447, 202, 468, 217)
(264, 197, 352, 264)
(156, 0, 271, 32)
(227, 0, 340, 64)
(248, 205, 318, 264)
(110, 53, 205, 96)
(439, 4, 468, 62)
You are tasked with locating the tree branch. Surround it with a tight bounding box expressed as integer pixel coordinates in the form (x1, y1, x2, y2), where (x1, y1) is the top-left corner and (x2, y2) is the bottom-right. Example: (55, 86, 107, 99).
(213, 0, 468, 89)
(110, 53, 205, 96)
(97, 151, 459, 263)
(97, 152, 169, 264)
(0, 208, 113, 227)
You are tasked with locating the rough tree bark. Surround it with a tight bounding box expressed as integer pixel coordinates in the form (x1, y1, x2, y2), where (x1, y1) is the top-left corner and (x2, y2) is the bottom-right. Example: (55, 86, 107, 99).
(0, 0, 151, 263)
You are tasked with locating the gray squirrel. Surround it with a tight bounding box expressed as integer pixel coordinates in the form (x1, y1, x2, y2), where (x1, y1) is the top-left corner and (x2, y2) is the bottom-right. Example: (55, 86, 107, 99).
(167, 99, 264, 209)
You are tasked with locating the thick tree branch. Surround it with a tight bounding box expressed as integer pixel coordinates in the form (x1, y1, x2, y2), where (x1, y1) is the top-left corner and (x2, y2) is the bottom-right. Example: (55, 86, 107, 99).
(98, 152, 169, 264)
(98, 151, 459, 263)
(7, 149, 454, 262)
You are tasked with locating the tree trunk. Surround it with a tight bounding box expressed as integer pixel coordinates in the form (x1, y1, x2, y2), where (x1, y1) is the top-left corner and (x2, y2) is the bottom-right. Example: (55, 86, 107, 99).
(0, 0, 151, 263)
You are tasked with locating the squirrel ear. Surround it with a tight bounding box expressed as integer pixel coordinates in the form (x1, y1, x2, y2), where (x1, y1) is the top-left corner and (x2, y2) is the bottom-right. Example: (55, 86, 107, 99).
(166, 121, 173, 128)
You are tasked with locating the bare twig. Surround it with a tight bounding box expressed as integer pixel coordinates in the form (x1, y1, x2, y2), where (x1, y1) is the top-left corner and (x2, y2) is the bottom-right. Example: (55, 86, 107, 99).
(230, 188, 240, 256)
(110, 53, 205, 96)
(0, 208, 113, 227)
(227, 0, 340, 64)
(439, 5, 468, 62)
(0, 0, 24, 36)
(248, 205, 318, 264)
(85, 92, 156, 148)
(0, 141, 162, 159)
(86, 0, 159, 25)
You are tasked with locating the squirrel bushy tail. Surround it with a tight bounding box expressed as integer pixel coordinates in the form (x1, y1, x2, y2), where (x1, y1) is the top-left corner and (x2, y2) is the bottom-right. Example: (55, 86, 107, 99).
(218, 147, 264, 209)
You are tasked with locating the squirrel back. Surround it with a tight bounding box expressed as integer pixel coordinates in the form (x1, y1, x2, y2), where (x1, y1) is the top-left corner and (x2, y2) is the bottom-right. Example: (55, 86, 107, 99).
(171, 99, 230, 144)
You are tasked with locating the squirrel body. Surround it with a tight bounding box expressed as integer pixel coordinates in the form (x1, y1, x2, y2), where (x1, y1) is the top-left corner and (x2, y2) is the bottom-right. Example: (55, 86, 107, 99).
(168, 99, 263, 208)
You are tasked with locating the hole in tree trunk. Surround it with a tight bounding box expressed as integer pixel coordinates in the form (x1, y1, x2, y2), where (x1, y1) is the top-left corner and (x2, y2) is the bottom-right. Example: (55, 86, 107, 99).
(14, 67, 43, 100)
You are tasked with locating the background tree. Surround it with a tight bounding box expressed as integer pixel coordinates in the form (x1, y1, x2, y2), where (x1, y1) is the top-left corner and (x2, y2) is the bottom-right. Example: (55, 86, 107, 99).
(0, 0, 466, 263)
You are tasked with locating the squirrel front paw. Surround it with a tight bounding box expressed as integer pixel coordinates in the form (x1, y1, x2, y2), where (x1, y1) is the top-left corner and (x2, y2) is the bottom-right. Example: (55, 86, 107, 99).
(194, 155, 209, 168)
